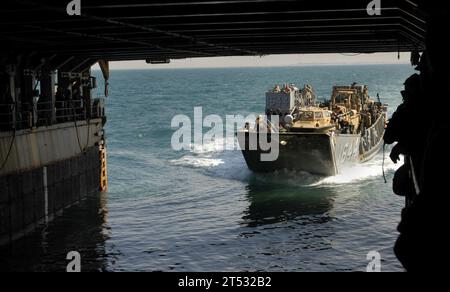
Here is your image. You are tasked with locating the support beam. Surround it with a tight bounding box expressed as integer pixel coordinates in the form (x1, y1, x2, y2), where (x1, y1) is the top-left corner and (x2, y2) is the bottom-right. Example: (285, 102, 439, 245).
(39, 63, 56, 124)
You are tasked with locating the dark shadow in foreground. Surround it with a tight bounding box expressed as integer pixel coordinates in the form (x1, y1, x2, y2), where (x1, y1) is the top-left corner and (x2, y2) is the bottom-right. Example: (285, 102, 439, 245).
(387, 2, 450, 271)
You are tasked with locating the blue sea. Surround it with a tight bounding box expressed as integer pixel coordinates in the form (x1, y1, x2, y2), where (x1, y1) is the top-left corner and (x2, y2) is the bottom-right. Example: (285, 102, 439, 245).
(1, 65, 416, 272)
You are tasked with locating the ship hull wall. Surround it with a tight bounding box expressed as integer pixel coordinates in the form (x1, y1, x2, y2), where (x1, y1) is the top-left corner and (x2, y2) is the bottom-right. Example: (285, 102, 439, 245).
(0, 121, 104, 246)
(0, 119, 103, 176)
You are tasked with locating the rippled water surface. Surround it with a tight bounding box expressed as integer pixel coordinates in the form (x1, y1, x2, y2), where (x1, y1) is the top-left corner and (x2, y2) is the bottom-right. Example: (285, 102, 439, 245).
(0, 65, 415, 272)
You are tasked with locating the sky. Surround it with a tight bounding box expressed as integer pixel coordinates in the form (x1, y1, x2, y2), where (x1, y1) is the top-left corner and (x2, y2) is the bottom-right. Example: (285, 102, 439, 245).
(95, 52, 412, 70)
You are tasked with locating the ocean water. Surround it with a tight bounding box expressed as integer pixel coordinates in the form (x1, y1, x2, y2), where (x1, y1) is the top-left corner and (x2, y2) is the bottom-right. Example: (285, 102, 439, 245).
(0, 65, 416, 272)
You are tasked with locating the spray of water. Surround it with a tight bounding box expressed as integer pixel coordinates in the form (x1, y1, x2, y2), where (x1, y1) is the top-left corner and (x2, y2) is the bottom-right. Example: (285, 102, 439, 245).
(312, 156, 401, 186)
(170, 137, 401, 186)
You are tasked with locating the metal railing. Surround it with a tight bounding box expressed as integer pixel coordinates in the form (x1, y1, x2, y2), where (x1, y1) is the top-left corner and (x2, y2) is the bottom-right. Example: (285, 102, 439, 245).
(0, 98, 105, 131)
(360, 112, 386, 154)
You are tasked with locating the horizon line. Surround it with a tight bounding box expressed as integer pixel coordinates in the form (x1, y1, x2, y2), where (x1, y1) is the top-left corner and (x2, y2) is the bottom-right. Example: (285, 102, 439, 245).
(93, 62, 412, 71)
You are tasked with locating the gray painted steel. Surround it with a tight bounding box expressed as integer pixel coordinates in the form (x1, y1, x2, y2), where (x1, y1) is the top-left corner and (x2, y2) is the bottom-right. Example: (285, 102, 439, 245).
(0, 120, 104, 246)
(0, 146, 101, 246)
(0, 119, 103, 177)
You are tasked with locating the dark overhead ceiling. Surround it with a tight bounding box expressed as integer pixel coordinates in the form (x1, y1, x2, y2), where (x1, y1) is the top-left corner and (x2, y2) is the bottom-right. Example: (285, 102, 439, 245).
(0, 0, 427, 62)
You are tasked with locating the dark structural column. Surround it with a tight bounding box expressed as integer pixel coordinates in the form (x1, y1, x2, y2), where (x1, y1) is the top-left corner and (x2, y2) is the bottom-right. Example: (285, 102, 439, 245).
(39, 62, 56, 125)
(82, 70, 94, 119)
(57, 72, 72, 123)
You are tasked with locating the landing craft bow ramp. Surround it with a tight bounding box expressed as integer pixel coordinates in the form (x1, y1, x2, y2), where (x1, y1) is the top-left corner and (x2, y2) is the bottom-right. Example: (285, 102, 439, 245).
(1, 0, 428, 65)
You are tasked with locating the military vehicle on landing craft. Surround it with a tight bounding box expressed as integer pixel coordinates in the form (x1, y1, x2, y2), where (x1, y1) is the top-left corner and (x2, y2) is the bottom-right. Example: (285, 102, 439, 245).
(237, 83, 387, 176)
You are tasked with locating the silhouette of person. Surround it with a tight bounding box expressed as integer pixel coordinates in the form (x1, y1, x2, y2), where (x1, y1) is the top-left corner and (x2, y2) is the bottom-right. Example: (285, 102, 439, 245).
(390, 2, 450, 271)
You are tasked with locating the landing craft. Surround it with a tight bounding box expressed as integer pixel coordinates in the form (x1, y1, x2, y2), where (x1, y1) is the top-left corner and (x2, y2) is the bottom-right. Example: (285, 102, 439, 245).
(237, 84, 387, 176)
